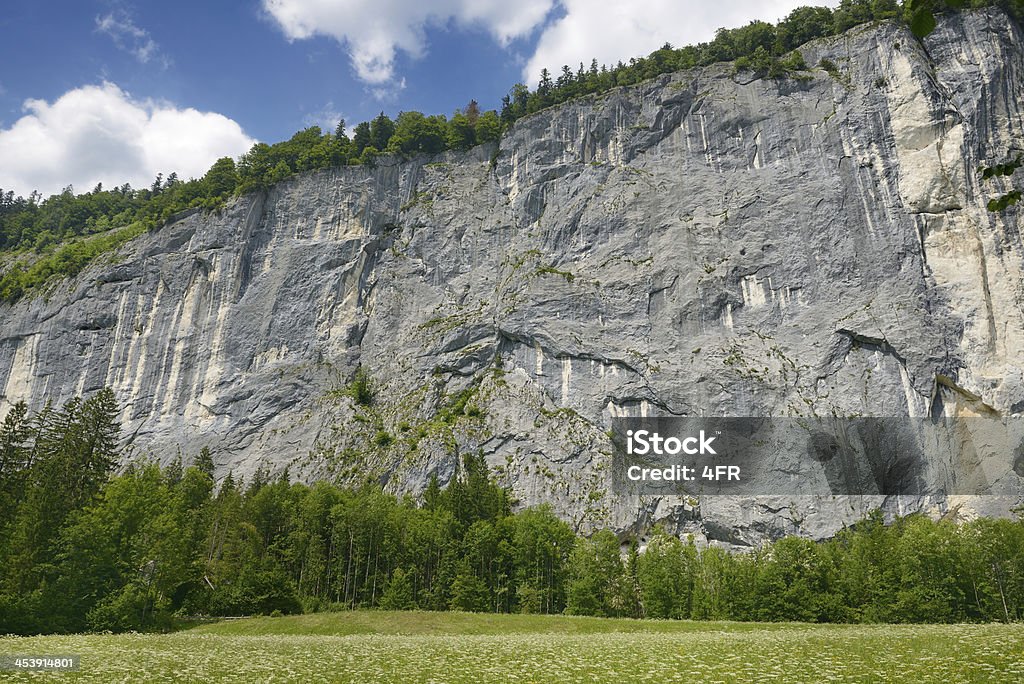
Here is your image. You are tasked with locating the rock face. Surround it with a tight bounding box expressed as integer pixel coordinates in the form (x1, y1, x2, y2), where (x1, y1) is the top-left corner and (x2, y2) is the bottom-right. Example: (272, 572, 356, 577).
(2, 10, 1023, 545)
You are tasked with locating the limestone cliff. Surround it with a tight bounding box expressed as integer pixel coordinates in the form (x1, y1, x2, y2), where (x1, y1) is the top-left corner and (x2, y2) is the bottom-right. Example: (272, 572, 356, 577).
(2, 9, 1023, 544)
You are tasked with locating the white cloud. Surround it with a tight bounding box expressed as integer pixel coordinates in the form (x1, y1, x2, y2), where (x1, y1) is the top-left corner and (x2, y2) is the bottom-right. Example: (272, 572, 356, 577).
(262, 0, 556, 84)
(96, 12, 169, 67)
(370, 77, 406, 102)
(0, 82, 255, 197)
(524, 0, 840, 84)
(303, 102, 346, 133)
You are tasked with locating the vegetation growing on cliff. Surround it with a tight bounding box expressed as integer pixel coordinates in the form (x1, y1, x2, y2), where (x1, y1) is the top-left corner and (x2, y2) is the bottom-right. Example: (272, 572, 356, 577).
(1, 0, 1021, 301)
(1, 393, 1023, 634)
(0, 221, 146, 302)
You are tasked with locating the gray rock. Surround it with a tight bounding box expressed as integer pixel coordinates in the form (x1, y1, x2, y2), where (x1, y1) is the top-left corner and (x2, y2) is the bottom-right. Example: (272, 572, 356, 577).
(2, 9, 1023, 545)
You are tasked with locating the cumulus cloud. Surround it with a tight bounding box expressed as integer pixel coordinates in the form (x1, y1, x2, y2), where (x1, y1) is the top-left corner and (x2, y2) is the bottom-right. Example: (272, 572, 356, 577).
(524, 0, 840, 83)
(0, 82, 255, 198)
(262, 0, 556, 84)
(96, 12, 169, 67)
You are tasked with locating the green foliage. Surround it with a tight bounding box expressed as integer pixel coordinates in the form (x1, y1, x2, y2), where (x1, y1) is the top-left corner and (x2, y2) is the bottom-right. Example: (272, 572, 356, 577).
(819, 57, 840, 75)
(508, 506, 575, 614)
(0, 402, 32, 534)
(268, 160, 293, 185)
(0, 221, 146, 302)
(387, 111, 449, 155)
(560, 508, 1024, 625)
(87, 581, 173, 633)
(780, 50, 807, 72)
(987, 190, 1022, 211)
(201, 157, 239, 201)
(980, 155, 1024, 180)
(2, 394, 1023, 635)
(0, 402, 578, 634)
(195, 446, 215, 478)
(776, 6, 836, 51)
(446, 110, 476, 151)
(536, 265, 576, 283)
(475, 111, 502, 144)
(345, 367, 374, 406)
(636, 530, 697, 619)
(352, 121, 371, 157)
(979, 153, 1024, 212)
(910, 3, 939, 34)
(369, 112, 396, 152)
(566, 529, 629, 617)
(380, 568, 416, 610)
(450, 564, 491, 612)
(0, 389, 123, 633)
(906, 0, 969, 38)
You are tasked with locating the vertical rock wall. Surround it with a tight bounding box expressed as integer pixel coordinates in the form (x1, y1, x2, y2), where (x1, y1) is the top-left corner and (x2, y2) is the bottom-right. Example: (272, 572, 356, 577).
(1, 9, 1022, 544)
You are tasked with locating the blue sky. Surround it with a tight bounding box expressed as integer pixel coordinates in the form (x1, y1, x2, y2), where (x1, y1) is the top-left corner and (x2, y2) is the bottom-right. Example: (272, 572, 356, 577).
(0, 0, 834, 197)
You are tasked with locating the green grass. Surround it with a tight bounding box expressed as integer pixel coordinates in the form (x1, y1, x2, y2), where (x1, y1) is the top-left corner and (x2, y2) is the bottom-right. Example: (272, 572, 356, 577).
(1, 612, 1022, 682)
(189, 610, 789, 637)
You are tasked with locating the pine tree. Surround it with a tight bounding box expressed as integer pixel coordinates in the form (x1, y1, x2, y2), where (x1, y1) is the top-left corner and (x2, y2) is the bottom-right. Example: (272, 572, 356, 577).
(380, 567, 416, 610)
(369, 112, 395, 152)
(352, 122, 371, 157)
(0, 402, 32, 528)
(195, 447, 215, 478)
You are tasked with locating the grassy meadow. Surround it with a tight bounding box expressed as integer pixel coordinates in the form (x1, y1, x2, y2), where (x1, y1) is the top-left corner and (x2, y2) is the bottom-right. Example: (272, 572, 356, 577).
(1, 611, 1022, 682)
